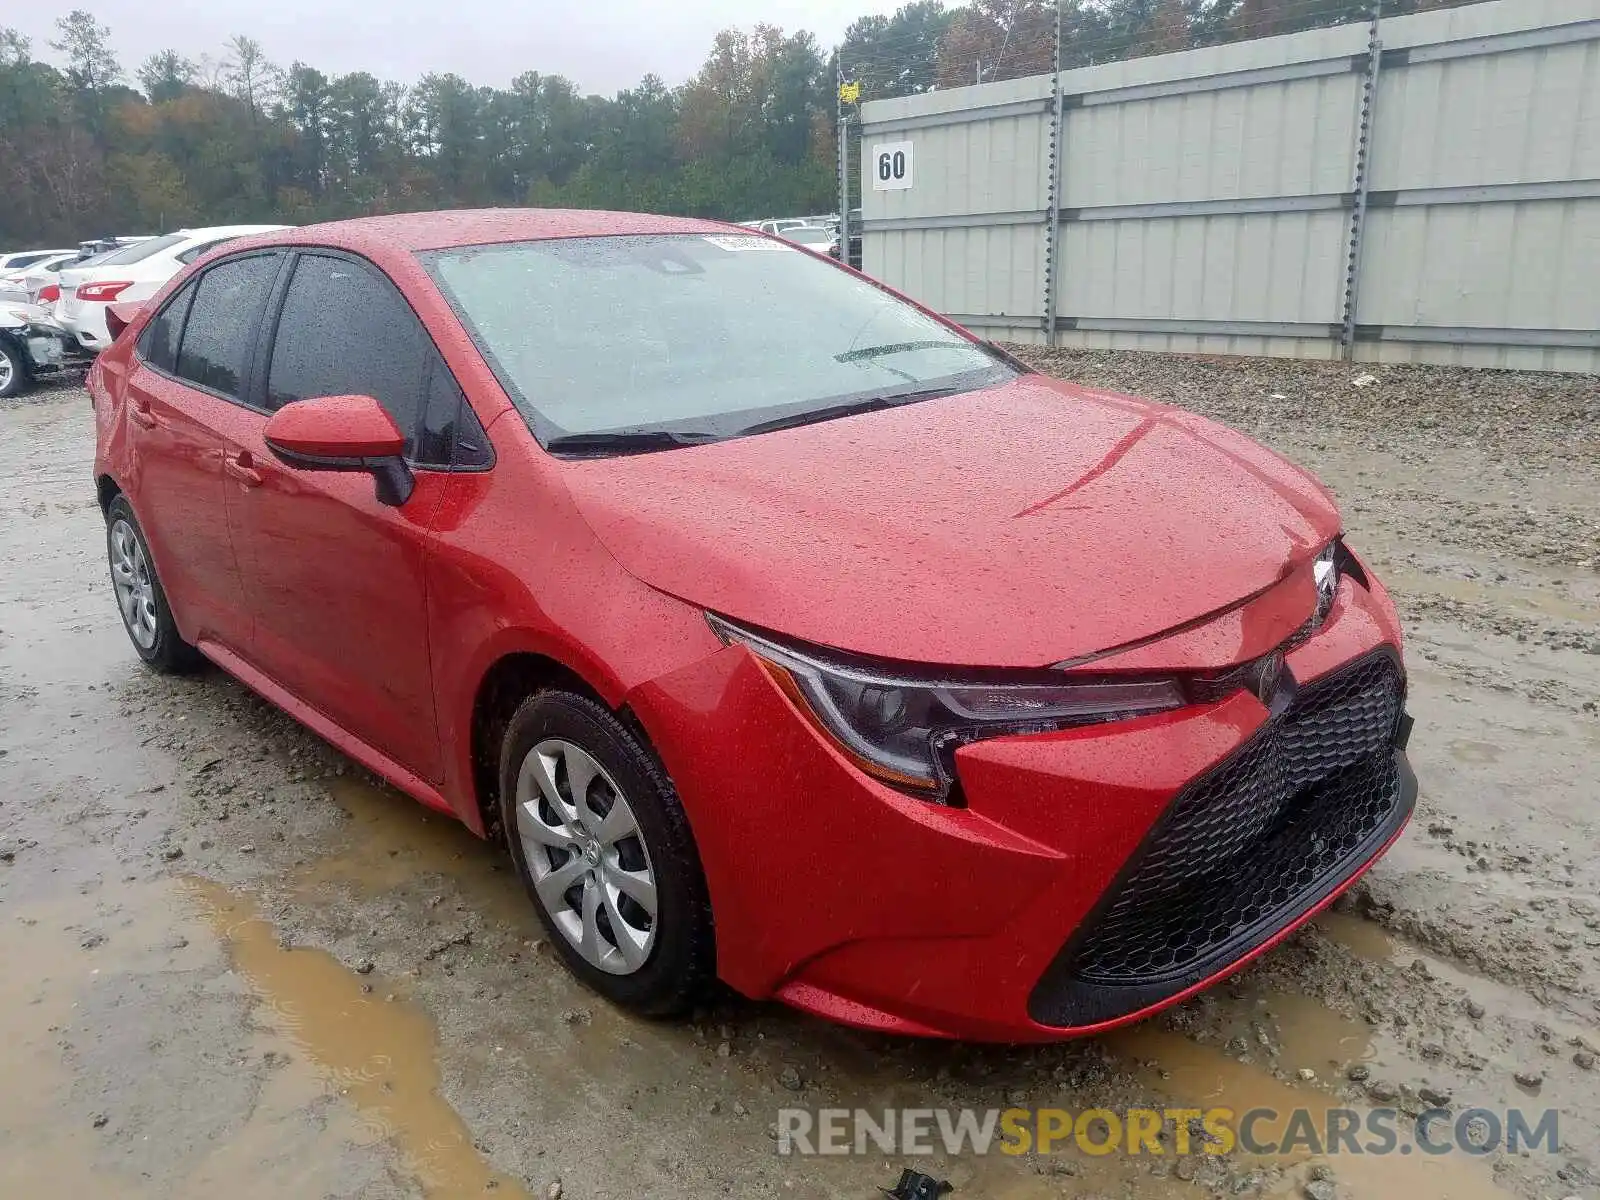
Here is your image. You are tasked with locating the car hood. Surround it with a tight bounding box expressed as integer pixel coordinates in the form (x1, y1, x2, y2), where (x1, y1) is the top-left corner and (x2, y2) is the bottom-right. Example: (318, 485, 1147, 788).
(561, 374, 1341, 668)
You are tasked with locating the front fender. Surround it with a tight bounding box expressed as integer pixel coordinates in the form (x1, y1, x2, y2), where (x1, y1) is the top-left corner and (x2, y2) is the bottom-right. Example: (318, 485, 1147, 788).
(422, 467, 724, 834)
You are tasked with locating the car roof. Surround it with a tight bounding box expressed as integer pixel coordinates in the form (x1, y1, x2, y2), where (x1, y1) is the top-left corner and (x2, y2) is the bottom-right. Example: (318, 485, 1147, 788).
(173, 224, 292, 240)
(236, 208, 733, 255)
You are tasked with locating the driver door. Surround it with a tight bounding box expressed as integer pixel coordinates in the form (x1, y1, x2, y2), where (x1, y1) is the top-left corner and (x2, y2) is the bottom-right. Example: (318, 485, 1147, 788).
(224, 251, 453, 782)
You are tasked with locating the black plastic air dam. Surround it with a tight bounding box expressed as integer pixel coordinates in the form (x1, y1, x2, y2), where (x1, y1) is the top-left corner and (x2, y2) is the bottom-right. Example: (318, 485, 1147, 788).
(1028, 649, 1415, 1029)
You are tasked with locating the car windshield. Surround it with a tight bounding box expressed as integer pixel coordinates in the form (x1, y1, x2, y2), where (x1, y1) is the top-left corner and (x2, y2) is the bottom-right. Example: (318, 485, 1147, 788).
(93, 233, 187, 266)
(424, 234, 1012, 449)
(783, 228, 833, 245)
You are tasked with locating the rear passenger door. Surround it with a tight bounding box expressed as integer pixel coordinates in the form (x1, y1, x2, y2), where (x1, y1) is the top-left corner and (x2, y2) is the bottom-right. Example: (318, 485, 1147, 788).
(123, 252, 283, 651)
(225, 250, 480, 784)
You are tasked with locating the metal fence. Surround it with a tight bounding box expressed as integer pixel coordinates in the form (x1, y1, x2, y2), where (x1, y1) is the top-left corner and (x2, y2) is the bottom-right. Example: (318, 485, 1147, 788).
(857, 0, 1600, 373)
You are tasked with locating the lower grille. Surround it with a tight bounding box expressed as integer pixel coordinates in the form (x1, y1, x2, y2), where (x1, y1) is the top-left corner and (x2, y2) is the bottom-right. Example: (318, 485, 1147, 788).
(1029, 650, 1413, 1028)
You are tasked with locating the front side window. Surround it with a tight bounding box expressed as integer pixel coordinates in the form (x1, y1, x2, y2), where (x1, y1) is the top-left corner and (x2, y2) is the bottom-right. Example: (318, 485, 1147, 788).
(416, 359, 493, 468)
(423, 234, 1011, 450)
(173, 255, 280, 399)
(265, 254, 430, 456)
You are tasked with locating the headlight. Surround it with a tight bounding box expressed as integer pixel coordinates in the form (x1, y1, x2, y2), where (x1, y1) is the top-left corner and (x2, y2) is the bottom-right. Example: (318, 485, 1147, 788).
(1312, 540, 1341, 627)
(707, 614, 1185, 801)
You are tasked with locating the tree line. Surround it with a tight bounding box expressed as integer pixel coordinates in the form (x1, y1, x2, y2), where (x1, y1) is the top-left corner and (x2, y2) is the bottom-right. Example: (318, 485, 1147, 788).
(1, 0, 1473, 246)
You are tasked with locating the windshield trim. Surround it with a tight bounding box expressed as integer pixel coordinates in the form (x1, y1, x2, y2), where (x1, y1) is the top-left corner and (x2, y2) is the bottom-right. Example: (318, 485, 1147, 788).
(418, 232, 1019, 456)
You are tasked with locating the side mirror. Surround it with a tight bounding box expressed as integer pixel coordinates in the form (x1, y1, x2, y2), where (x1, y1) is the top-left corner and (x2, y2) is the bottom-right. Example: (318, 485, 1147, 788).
(105, 300, 147, 341)
(263, 394, 414, 507)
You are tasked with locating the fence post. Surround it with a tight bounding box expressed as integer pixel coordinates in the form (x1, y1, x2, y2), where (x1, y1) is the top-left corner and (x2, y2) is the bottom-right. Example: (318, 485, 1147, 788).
(1340, 1, 1384, 360)
(837, 65, 851, 268)
(1042, 0, 1065, 344)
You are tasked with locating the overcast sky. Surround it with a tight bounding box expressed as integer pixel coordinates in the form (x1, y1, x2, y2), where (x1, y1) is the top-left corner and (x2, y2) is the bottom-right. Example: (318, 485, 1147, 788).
(14, 0, 906, 95)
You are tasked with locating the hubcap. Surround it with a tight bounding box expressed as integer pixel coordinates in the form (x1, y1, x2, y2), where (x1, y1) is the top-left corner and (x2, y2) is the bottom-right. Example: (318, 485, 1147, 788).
(0, 348, 14, 392)
(109, 518, 158, 650)
(514, 738, 658, 975)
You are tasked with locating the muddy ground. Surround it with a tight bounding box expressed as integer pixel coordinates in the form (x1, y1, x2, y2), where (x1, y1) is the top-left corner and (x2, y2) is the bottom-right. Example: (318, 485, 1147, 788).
(1, 355, 1597, 1200)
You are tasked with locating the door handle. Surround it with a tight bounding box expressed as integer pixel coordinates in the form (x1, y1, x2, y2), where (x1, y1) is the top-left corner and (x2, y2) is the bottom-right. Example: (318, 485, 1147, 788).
(225, 452, 262, 488)
(129, 397, 158, 428)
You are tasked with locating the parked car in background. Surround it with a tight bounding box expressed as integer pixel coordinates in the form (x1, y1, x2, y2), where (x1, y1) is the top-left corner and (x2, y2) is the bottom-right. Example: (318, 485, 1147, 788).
(55, 225, 290, 352)
(0, 300, 83, 398)
(90, 209, 1413, 1041)
(0, 248, 76, 273)
(0, 252, 78, 305)
(73, 236, 154, 262)
(754, 218, 812, 236)
(779, 225, 841, 258)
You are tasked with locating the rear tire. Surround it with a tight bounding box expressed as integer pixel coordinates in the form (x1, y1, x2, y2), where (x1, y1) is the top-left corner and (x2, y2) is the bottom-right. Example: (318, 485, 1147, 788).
(105, 496, 203, 673)
(498, 690, 714, 1016)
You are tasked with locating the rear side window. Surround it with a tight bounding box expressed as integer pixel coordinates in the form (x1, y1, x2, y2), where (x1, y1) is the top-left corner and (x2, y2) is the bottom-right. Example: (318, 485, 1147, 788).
(174, 255, 279, 399)
(266, 254, 430, 455)
(95, 233, 188, 266)
(139, 280, 197, 373)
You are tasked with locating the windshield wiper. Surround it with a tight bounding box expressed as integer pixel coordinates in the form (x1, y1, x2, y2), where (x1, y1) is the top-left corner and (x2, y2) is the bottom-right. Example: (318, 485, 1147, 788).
(834, 340, 970, 364)
(545, 429, 720, 458)
(734, 387, 959, 439)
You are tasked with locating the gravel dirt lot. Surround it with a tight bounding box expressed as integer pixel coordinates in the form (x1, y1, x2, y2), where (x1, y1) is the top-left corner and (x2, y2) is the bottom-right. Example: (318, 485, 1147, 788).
(2, 353, 1597, 1200)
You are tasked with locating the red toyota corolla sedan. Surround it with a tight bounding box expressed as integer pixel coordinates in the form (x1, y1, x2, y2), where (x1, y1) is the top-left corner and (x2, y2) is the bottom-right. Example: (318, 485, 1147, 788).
(90, 209, 1415, 1041)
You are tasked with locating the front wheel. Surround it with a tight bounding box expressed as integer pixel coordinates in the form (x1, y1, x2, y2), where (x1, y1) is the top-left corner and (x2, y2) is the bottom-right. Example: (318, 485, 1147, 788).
(498, 691, 714, 1016)
(0, 336, 31, 398)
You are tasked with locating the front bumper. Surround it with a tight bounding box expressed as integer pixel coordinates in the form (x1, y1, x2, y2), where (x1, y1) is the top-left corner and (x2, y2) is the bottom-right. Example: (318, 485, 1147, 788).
(4, 321, 83, 376)
(628, 572, 1412, 1041)
(1026, 648, 1412, 1028)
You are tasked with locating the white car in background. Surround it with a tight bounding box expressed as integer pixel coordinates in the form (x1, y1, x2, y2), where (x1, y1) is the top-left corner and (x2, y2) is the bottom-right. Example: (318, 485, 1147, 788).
(780, 225, 842, 258)
(53, 225, 289, 351)
(0, 252, 79, 305)
(0, 248, 76, 274)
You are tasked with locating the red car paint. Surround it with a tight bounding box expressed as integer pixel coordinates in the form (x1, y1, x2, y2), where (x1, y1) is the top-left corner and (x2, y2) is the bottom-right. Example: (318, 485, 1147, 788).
(263, 394, 407, 459)
(91, 209, 1413, 1041)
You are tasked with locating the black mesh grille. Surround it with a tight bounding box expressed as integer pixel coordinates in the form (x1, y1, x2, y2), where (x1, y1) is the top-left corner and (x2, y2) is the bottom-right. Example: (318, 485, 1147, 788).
(1029, 650, 1413, 1027)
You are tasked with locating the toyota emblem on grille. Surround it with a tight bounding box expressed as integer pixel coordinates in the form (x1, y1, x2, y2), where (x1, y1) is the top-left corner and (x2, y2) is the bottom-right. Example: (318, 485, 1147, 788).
(1249, 651, 1286, 704)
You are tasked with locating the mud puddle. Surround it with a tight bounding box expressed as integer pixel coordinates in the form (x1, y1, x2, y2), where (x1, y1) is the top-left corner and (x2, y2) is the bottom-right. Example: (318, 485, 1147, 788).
(186, 877, 532, 1198)
(0, 881, 416, 1198)
(1116, 1023, 1513, 1200)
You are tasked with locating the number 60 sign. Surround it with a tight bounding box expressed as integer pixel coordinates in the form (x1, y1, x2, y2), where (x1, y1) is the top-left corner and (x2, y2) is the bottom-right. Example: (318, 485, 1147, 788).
(870, 141, 914, 191)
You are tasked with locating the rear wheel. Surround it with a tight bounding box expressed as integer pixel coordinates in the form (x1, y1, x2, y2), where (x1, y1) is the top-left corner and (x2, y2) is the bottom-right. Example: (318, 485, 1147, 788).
(106, 496, 203, 673)
(498, 691, 713, 1016)
(0, 336, 30, 398)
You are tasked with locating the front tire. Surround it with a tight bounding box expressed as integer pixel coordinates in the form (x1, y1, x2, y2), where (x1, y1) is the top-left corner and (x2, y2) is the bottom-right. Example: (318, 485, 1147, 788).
(0, 336, 31, 398)
(498, 691, 714, 1016)
(106, 496, 203, 673)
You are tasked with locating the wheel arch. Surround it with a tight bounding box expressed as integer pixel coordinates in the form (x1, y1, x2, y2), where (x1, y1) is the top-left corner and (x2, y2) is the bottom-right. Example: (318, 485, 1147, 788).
(96, 473, 123, 515)
(467, 649, 663, 842)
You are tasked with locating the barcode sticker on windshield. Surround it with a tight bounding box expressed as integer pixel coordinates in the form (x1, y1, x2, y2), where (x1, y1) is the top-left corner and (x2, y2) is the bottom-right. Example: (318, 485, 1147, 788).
(702, 236, 794, 252)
